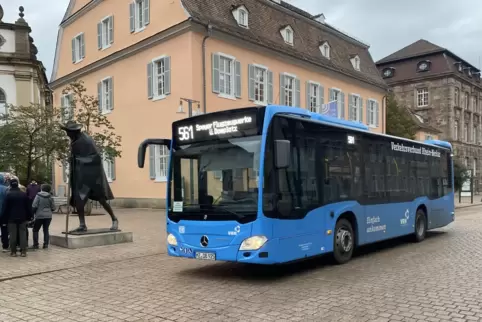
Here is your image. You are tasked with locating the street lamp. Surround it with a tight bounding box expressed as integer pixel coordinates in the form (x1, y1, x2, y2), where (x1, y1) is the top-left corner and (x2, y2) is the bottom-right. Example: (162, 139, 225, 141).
(177, 97, 202, 202)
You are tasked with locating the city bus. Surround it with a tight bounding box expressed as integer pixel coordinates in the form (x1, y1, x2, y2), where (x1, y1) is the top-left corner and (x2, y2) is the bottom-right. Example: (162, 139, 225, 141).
(137, 105, 454, 265)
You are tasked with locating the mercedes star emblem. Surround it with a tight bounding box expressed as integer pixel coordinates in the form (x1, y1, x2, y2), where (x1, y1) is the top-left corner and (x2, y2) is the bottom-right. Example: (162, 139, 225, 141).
(200, 235, 209, 247)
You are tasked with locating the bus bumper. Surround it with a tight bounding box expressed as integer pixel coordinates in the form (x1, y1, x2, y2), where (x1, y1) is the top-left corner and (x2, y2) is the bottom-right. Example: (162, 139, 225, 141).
(167, 238, 280, 264)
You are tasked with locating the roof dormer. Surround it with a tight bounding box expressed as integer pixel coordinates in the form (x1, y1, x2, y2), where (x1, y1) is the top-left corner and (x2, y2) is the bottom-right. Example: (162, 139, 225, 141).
(231, 5, 249, 28)
(319, 41, 330, 59)
(280, 25, 294, 46)
(350, 55, 361, 71)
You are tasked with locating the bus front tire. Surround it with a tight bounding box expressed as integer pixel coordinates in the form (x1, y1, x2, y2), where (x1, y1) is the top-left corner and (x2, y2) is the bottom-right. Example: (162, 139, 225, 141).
(413, 209, 427, 242)
(333, 219, 354, 265)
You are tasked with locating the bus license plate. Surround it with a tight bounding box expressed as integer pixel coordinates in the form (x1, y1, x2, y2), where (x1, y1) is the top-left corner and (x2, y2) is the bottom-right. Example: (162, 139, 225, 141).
(195, 252, 216, 261)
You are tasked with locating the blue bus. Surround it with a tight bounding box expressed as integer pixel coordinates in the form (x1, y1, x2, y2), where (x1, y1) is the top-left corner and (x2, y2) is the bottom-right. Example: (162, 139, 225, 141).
(137, 105, 454, 265)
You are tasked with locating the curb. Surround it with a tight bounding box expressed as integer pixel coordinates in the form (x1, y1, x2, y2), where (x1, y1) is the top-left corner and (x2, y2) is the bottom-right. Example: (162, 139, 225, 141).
(455, 203, 482, 209)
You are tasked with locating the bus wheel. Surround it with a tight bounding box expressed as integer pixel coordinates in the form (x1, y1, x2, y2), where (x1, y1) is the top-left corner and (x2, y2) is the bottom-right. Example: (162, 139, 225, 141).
(413, 208, 427, 242)
(333, 218, 354, 265)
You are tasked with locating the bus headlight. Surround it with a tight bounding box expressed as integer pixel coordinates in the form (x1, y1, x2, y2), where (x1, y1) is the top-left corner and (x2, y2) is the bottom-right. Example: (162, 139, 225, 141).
(239, 236, 268, 251)
(167, 233, 178, 246)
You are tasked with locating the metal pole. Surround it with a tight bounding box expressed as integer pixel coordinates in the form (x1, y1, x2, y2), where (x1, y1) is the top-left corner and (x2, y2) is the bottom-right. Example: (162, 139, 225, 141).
(188, 100, 194, 203)
(471, 175, 474, 204)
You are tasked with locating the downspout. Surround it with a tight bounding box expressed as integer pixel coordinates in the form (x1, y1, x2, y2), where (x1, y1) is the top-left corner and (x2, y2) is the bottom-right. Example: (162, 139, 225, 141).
(382, 89, 391, 133)
(202, 22, 213, 114)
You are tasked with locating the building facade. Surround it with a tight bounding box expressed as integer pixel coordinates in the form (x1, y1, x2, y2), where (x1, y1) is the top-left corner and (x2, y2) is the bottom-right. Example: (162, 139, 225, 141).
(0, 5, 51, 121)
(50, 0, 387, 207)
(376, 39, 482, 190)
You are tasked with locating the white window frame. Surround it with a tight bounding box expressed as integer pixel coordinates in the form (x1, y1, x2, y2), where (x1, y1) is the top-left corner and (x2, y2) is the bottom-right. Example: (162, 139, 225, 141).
(473, 125, 478, 143)
(72, 32, 84, 64)
(351, 55, 360, 71)
(218, 53, 236, 99)
(281, 26, 293, 45)
(233, 6, 248, 28)
(367, 99, 377, 127)
(283, 72, 296, 107)
(61, 93, 74, 122)
(100, 76, 113, 114)
(154, 145, 169, 182)
(135, 0, 147, 32)
(253, 63, 268, 105)
(63, 162, 70, 184)
(350, 93, 361, 122)
(320, 43, 330, 59)
(308, 81, 321, 113)
(331, 87, 343, 118)
(464, 123, 469, 142)
(102, 153, 115, 183)
(465, 92, 469, 110)
(417, 88, 429, 107)
(151, 55, 168, 101)
(100, 15, 113, 50)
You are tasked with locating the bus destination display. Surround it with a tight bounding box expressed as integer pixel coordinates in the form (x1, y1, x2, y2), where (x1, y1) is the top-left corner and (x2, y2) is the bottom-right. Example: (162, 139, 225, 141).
(173, 109, 258, 145)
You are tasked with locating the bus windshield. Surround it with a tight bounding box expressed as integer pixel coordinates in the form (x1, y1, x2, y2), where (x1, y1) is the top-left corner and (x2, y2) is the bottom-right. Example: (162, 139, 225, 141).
(170, 135, 261, 215)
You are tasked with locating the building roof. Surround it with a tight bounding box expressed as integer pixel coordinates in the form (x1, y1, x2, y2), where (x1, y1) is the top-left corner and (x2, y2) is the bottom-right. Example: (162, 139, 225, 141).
(182, 0, 386, 89)
(377, 39, 480, 72)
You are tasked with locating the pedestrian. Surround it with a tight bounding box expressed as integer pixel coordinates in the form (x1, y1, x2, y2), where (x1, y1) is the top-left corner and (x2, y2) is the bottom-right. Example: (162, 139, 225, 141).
(31, 184, 55, 249)
(26, 180, 41, 207)
(1, 178, 33, 257)
(0, 174, 9, 253)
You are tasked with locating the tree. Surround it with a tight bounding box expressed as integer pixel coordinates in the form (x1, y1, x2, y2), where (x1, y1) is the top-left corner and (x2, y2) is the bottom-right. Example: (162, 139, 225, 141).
(60, 80, 122, 161)
(0, 104, 68, 184)
(453, 159, 469, 192)
(386, 93, 417, 140)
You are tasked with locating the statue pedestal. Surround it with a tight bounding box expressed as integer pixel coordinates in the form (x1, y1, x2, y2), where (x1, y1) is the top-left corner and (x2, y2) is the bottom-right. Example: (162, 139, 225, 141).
(50, 228, 133, 249)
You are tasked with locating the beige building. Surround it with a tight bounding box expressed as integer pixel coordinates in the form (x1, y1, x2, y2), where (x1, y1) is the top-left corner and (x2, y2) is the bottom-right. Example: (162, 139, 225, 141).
(50, 0, 388, 207)
(0, 5, 51, 120)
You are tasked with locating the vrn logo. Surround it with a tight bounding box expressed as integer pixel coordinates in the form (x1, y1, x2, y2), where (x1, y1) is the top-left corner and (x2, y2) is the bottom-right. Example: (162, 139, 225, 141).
(400, 209, 409, 225)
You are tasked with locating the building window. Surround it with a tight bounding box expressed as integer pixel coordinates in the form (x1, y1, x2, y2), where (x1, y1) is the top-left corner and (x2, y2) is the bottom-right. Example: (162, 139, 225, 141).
(98, 16, 114, 50)
(233, 6, 249, 28)
(153, 145, 168, 181)
(61, 93, 74, 123)
(382, 68, 394, 78)
(425, 135, 433, 140)
(465, 92, 469, 110)
(367, 99, 378, 127)
(63, 162, 70, 184)
(281, 74, 298, 107)
(254, 66, 267, 104)
(465, 123, 469, 142)
(98, 77, 113, 114)
(349, 94, 362, 122)
(329, 88, 344, 119)
(320, 42, 330, 59)
(473, 96, 478, 113)
(147, 56, 171, 100)
(0, 88, 6, 124)
(130, 0, 150, 33)
(71, 33, 85, 63)
(465, 157, 469, 168)
(212, 53, 241, 99)
(417, 88, 429, 107)
(454, 88, 459, 106)
(351, 55, 360, 71)
(474, 158, 478, 176)
(417, 61, 430, 72)
(454, 120, 459, 140)
(281, 26, 293, 45)
(307, 82, 322, 113)
(102, 153, 115, 182)
(474, 125, 478, 143)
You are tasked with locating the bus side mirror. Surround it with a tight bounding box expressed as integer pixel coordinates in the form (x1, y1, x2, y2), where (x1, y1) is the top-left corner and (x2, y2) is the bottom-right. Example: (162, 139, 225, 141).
(274, 140, 291, 169)
(137, 138, 172, 168)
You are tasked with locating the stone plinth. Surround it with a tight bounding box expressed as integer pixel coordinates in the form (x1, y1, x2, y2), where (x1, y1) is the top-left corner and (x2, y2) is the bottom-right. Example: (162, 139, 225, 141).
(50, 228, 133, 249)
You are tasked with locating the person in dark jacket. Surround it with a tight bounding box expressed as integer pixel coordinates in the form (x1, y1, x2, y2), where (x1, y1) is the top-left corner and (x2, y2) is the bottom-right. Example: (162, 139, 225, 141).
(26, 180, 41, 202)
(1, 178, 33, 257)
(0, 174, 9, 252)
(31, 184, 55, 249)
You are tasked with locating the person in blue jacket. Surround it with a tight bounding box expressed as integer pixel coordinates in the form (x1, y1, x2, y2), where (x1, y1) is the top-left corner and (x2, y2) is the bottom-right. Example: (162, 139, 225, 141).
(0, 174, 10, 252)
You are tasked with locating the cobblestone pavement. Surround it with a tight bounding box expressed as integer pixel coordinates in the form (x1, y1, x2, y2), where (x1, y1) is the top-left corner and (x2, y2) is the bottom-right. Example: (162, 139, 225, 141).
(0, 207, 482, 322)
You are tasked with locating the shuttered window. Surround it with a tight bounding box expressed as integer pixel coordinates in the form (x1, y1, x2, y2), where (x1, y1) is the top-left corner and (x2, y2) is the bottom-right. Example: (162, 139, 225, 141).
(129, 0, 150, 33)
(248, 64, 273, 104)
(279, 73, 300, 107)
(71, 33, 85, 63)
(98, 77, 114, 113)
(147, 56, 171, 100)
(98, 16, 114, 50)
(212, 53, 241, 99)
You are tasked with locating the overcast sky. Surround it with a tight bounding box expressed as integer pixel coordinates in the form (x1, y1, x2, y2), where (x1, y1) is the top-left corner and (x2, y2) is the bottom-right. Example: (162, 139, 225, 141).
(2, 0, 482, 80)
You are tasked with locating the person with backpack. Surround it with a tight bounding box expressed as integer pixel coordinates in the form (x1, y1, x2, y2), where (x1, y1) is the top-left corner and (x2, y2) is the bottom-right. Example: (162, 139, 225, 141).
(31, 184, 55, 249)
(1, 178, 33, 257)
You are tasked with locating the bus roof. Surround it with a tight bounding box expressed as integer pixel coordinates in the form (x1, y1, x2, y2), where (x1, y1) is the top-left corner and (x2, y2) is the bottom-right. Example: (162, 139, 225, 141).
(264, 104, 452, 151)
